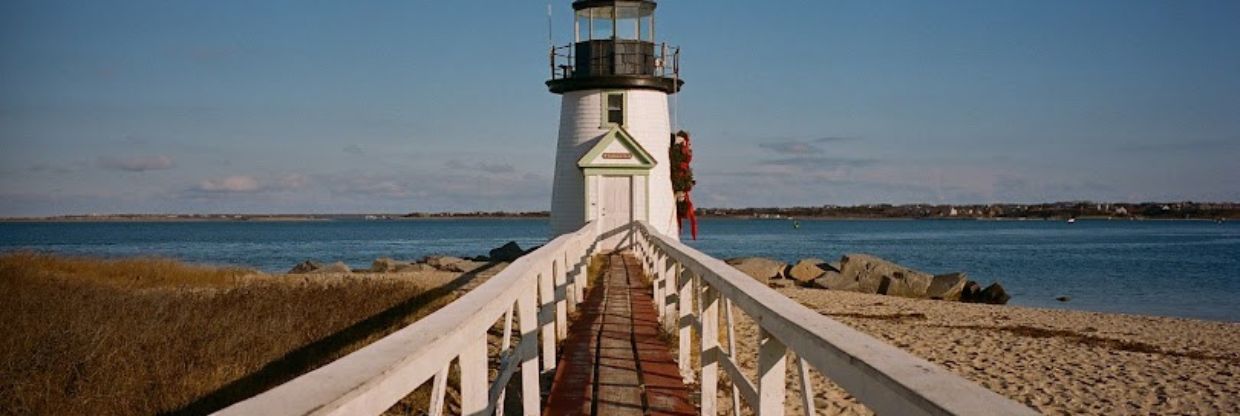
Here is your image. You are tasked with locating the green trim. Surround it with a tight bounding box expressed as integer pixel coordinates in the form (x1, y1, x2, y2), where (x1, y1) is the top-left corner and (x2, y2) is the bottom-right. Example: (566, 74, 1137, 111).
(598, 90, 628, 129)
(583, 174, 592, 223)
(583, 167, 652, 176)
(644, 175, 651, 222)
(578, 125, 657, 169)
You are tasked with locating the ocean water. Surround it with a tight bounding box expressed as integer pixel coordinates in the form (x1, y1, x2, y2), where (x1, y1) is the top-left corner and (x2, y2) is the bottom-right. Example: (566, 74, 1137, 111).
(2, 218, 1237, 322)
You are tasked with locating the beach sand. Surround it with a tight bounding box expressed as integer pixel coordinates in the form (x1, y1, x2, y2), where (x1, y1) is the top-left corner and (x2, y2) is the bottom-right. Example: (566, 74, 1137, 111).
(719, 287, 1240, 415)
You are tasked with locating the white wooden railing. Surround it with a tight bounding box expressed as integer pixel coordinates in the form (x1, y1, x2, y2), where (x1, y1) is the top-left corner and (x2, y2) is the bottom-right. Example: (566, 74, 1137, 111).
(215, 219, 1036, 416)
(214, 222, 599, 416)
(633, 221, 1038, 416)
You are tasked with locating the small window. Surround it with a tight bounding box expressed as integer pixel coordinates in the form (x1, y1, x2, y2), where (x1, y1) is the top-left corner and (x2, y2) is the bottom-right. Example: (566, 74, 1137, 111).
(606, 93, 624, 125)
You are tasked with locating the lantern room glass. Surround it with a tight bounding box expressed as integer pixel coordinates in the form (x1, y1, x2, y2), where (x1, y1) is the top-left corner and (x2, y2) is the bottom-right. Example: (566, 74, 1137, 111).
(590, 6, 613, 40)
(574, 2, 656, 42)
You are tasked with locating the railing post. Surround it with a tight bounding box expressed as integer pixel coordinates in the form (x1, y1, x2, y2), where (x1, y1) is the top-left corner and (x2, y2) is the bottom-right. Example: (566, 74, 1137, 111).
(663, 257, 676, 327)
(576, 242, 588, 305)
(654, 251, 666, 321)
(700, 283, 720, 416)
(677, 266, 695, 383)
(554, 260, 568, 341)
(564, 251, 577, 314)
(538, 266, 557, 372)
(724, 298, 741, 416)
(517, 284, 541, 416)
(796, 356, 816, 416)
(429, 364, 450, 416)
(758, 329, 788, 416)
(459, 335, 488, 416)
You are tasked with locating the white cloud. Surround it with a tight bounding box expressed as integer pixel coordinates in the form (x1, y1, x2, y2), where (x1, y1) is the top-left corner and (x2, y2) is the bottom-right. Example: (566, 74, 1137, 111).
(197, 175, 261, 193)
(97, 155, 175, 172)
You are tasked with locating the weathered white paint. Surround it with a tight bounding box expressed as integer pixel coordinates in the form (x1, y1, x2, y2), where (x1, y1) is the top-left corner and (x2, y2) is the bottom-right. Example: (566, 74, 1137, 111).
(634, 221, 1039, 416)
(551, 89, 679, 240)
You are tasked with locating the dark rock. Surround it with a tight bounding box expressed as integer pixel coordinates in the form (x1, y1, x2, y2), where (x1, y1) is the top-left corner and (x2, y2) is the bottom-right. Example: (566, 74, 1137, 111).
(472, 255, 491, 262)
(960, 281, 984, 302)
(370, 257, 403, 273)
(489, 241, 526, 262)
(787, 258, 829, 283)
(1055, 295, 1071, 302)
(978, 282, 1011, 305)
(288, 260, 322, 274)
(724, 257, 787, 283)
(926, 272, 969, 301)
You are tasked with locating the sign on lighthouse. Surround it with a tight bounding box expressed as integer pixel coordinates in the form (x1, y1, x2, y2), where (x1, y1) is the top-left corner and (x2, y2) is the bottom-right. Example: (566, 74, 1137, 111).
(547, 0, 684, 251)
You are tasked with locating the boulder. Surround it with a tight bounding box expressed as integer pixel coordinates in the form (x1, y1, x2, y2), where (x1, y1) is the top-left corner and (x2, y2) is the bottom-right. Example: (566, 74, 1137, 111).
(926, 272, 969, 301)
(314, 261, 351, 274)
(370, 257, 403, 273)
(811, 270, 857, 291)
(960, 281, 983, 302)
(423, 255, 467, 272)
(725, 257, 787, 283)
(787, 258, 829, 283)
(288, 260, 322, 274)
(452, 260, 487, 273)
(489, 241, 526, 262)
(838, 254, 933, 297)
(877, 272, 934, 298)
(395, 263, 435, 272)
(978, 283, 1010, 305)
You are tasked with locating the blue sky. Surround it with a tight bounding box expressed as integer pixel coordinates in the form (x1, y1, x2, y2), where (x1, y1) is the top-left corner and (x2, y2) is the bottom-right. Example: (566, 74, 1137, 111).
(1, 0, 1238, 215)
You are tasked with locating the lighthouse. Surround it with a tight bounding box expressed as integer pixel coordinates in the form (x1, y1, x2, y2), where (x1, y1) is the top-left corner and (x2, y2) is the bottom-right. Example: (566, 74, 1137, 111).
(547, 0, 683, 250)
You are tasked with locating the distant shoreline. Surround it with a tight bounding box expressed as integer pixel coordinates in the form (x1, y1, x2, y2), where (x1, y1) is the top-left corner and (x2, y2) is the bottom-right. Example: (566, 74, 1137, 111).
(3, 201, 1236, 222)
(2, 215, 1231, 223)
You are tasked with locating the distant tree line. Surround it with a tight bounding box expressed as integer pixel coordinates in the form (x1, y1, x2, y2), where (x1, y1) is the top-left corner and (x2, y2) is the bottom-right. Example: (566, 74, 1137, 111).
(699, 201, 1240, 220)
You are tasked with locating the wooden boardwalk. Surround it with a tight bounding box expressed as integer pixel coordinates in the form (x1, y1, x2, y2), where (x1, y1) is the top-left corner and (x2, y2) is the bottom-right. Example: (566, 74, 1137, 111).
(544, 253, 696, 416)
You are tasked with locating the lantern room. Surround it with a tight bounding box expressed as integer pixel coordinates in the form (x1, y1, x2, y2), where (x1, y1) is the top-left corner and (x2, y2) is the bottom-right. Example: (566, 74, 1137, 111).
(548, 0, 682, 94)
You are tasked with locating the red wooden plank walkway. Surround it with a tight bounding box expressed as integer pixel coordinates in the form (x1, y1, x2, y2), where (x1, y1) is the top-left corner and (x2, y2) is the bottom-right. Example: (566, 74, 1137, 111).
(544, 253, 695, 416)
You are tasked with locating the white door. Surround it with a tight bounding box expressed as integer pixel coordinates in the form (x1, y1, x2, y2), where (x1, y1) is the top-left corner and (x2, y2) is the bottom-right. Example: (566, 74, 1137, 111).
(599, 175, 633, 251)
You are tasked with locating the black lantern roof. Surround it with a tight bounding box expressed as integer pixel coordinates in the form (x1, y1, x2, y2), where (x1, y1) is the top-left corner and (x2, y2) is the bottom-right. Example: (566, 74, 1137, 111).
(572, 0, 656, 10)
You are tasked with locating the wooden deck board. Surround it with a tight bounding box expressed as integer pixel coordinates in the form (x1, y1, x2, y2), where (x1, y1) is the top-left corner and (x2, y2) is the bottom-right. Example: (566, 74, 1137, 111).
(545, 252, 695, 416)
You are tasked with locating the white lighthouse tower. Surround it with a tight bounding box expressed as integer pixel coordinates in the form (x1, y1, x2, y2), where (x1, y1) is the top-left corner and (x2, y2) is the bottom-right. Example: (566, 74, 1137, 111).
(547, 0, 683, 250)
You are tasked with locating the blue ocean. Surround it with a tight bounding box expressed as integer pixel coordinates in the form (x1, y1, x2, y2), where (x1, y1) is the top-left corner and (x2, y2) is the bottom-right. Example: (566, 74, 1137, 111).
(2, 218, 1237, 322)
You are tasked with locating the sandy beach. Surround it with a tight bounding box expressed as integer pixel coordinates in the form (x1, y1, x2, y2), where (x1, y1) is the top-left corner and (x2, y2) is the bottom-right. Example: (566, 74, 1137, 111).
(719, 287, 1240, 415)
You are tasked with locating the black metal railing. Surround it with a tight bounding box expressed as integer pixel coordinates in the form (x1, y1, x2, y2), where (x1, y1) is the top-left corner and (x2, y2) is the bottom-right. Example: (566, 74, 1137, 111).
(550, 41, 679, 81)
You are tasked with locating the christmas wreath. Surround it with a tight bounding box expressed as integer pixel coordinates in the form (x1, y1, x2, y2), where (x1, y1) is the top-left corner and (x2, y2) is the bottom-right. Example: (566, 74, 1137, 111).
(670, 130, 698, 239)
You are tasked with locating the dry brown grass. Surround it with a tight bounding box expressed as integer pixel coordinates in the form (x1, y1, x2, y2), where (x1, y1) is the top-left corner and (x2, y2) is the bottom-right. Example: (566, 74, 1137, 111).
(0, 252, 468, 416)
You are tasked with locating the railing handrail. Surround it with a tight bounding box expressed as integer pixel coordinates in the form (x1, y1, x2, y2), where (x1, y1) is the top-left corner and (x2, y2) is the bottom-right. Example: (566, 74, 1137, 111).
(214, 222, 598, 416)
(634, 221, 1037, 416)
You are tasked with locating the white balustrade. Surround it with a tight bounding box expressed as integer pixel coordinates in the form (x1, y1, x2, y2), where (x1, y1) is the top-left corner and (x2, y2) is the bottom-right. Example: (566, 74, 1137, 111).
(214, 219, 1037, 416)
(633, 221, 1038, 416)
(213, 222, 599, 416)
